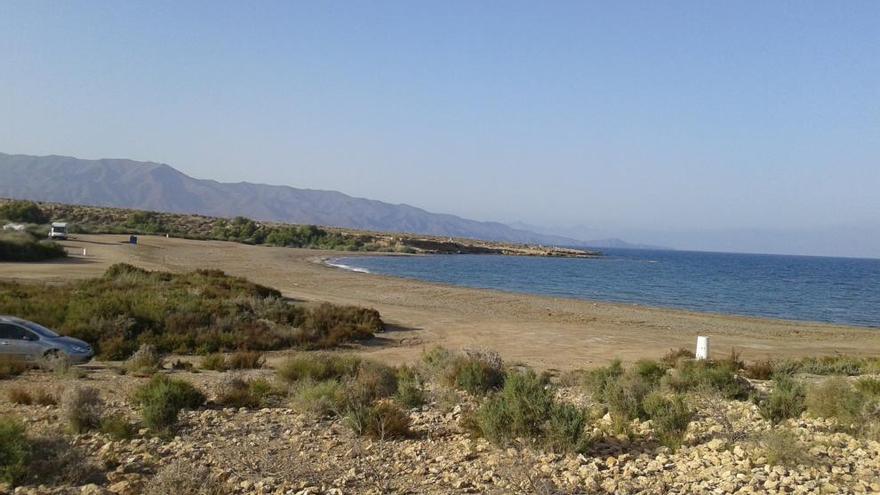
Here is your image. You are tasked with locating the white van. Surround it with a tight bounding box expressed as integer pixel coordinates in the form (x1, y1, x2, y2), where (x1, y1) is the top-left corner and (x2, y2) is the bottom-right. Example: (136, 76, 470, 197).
(49, 222, 68, 240)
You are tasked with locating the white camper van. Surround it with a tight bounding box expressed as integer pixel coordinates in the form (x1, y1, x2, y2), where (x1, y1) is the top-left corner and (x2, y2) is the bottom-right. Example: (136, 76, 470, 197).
(48, 222, 68, 241)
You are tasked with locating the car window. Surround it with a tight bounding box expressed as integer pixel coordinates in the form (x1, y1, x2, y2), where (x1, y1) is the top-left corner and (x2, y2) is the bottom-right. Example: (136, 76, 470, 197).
(20, 321, 60, 338)
(0, 324, 36, 341)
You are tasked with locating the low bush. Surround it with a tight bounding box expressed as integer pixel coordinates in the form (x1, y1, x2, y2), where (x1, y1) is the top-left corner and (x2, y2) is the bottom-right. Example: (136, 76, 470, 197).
(100, 414, 137, 440)
(395, 366, 427, 409)
(124, 344, 164, 375)
(643, 392, 693, 451)
(661, 348, 694, 367)
(0, 231, 66, 262)
(805, 377, 867, 427)
(134, 376, 205, 431)
(605, 372, 655, 431)
(760, 429, 810, 467)
(200, 351, 265, 371)
(855, 377, 880, 398)
(61, 386, 102, 433)
(291, 379, 347, 417)
(277, 353, 362, 383)
(743, 360, 775, 380)
(758, 375, 806, 425)
(144, 460, 228, 495)
(33, 388, 58, 406)
(345, 401, 411, 440)
(0, 417, 31, 485)
(634, 359, 668, 387)
(347, 361, 399, 405)
(474, 369, 590, 453)
(773, 356, 880, 376)
(582, 360, 624, 403)
(663, 359, 752, 400)
(200, 353, 227, 371)
(225, 351, 265, 370)
(425, 348, 505, 396)
(0, 265, 384, 359)
(214, 377, 273, 408)
(544, 402, 592, 454)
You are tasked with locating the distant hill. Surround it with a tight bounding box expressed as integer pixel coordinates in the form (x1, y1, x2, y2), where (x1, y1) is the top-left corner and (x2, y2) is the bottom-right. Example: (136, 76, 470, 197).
(0, 152, 583, 246)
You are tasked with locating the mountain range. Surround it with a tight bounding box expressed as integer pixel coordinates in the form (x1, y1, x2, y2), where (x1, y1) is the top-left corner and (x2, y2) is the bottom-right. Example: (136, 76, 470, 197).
(0, 152, 607, 246)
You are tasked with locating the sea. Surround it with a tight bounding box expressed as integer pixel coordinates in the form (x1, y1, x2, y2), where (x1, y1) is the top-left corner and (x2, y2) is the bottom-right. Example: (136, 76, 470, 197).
(329, 249, 880, 328)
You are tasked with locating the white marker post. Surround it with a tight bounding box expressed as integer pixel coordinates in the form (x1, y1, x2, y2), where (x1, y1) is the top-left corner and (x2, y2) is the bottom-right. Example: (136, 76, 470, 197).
(695, 336, 710, 361)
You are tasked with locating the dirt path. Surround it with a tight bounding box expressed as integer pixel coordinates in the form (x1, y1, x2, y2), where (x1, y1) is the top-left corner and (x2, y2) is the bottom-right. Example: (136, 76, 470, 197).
(2, 234, 879, 370)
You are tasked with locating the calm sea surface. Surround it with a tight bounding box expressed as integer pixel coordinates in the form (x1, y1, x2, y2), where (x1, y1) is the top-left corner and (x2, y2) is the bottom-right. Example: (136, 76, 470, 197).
(331, 249, 880, 327)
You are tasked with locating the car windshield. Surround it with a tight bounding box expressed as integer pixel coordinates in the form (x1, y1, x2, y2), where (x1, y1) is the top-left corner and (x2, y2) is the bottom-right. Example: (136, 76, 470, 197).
(53, 226, 67, 233)
(20, 321, 60, 338)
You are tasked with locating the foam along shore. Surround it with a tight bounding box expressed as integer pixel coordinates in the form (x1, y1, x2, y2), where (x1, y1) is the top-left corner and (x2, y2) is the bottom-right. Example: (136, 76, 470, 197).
(3, 234, 880, 372)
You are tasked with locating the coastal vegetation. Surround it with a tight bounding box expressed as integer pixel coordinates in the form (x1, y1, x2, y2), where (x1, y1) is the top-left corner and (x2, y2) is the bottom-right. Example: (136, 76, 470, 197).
(0, 264, 383, 358)
(0, 231, 66, 262)
(0, 198, 596, 257)
(2, 347, 880, 492)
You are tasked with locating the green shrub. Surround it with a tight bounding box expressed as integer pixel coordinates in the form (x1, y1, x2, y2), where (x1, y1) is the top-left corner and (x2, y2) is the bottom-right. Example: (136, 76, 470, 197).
(605, 372, 655, 432)
(634, 359, 668, 387)
(758, 375, 806, 425)
(134, 376, 205, 431)
(0, 266, 383, 358)
(643, 392, 693, 451)
(773, 356, 880, 376)
(347, 361, 399, 404)
(663, 360, 752, 400)
(582, 360, 624, 403)
(805, 377, 867, 427)
(291, 379, 347, 417)
(200, 353, 227, 371)
(124, 344, 163, 375)
(100, 415, 137, 440)
(215, 377, 273, 409)
(277, 353, 362, 383)
(61, 386, 102, 433)
(473, 370, 589, 453)
(544, 403, 591, 454)
(855, 377, 880, 398)
(760, 429, 810, 467)
(395, 366, 427, 409)
(0, 232, 66, 261)
(0, 417, 31, 485)
(225, 351, 265, 370)
(474, 370, 554, 445)
(661, 348, 694, 367)
(452, 356, 505, 395)
(345, 401, 411, 439)
(743, 360, 775, 380)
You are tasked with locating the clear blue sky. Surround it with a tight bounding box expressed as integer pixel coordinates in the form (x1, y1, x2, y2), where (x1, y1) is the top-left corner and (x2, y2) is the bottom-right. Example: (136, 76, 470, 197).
(1, 1, 878, 256)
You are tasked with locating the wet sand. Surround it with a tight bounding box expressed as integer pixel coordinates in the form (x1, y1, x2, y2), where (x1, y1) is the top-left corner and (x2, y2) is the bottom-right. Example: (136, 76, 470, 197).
(2, 234, 879, 371)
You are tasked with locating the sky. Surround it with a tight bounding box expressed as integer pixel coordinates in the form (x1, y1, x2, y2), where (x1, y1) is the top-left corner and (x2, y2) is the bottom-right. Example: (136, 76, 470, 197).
(1, 1, 878, 257)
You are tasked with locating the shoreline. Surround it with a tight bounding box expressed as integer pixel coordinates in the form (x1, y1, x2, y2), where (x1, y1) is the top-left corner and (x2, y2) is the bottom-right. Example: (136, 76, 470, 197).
(3, 233, 880, 370)
(320, 253, 879, 331)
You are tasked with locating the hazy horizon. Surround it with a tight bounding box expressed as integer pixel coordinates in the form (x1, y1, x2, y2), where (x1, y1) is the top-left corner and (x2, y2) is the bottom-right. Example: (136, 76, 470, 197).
(2, 1, 878, 258)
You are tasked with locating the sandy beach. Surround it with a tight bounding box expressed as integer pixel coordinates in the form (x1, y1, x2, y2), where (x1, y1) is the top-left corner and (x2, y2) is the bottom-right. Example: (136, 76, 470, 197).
(2, 234, 879, 371)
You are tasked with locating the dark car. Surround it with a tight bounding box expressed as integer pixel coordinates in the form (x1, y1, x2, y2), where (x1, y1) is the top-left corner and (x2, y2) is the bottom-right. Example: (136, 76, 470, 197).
(0, 316, 94, 363)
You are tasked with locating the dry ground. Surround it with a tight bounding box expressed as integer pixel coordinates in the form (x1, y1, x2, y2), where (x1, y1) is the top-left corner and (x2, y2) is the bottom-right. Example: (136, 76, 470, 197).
(1, 234, 878, 371)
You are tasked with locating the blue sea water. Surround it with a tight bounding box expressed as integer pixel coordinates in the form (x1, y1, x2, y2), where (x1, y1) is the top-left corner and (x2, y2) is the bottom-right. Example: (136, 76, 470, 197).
(331, 249, 880, 327)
